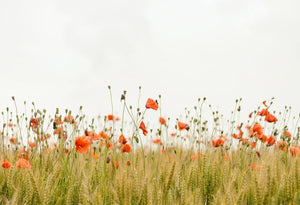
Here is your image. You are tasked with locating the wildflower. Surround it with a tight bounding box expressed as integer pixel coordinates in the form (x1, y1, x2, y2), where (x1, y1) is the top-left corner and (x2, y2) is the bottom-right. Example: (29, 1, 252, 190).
(252, 141, 257, 148)
(190, 152, 198, 160)
(75, 136, 91, 153)
(241, 138, 250, 146)
(115, 161, 119, 169)
(152, 139, 161, 144)
(28, 141, 36, 148)
(53, 127, 64, 135)
(18, 149, 30, 160)
(106, 156, 111, 163)
(127, 161, 131, 166)
(252, 123, 263, 135)
(145, 98, 158, 110)
(171, 133, 176, 137)
(121, 144, 131, 153)
(267, 136, 276, 146)
(283, 131, 292, 139)
(263, 100, 268, 107)
(1, 159, 11, 169)
(118, 134, 127, 144)
(16, 158, 32, 169)
(212, 139, 225, 147)
(87, 131, 100, 141)
(251, 164, 262, 171)
(8, 123, 13, 127)
(276, 141, 287, 152)
(107, 114, 114, 121)
(159, 117, 166, 125)
(249, 113, 252, 118)
(30, 118, 39, 129)
(178, 121, 187, 131)
(54, 117, 63, 124)
(10, 137, 17, 144)
(64, 115, 74, 123)
(139, 121, 148, 136)
(264, 113, 278, 123)
(257, 134, 267, 143)
(257, 109, 269, 116)
(99, 132, 109, 140)
(289, 146, 300, 157)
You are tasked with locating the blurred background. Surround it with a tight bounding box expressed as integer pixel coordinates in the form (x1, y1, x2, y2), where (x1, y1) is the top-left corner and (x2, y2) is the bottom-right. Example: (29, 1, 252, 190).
(0, 0, 299, 123)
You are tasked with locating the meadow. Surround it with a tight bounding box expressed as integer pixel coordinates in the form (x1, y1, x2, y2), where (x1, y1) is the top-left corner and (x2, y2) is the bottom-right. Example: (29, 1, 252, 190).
(0, 89, 299, 204)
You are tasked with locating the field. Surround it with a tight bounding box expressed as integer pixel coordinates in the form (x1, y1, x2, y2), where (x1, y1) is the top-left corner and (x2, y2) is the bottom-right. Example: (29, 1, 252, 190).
(0, 91, 299, 204)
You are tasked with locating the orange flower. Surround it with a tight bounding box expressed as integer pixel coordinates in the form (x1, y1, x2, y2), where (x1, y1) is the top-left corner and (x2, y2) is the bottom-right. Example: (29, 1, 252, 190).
(171, 133, 176, 137)
(16, 158, 32, 169)
(127, 161, 131, 166)
(267, 136, 276, 146)
(75, 136, 91, 153)
(152, 139, 161, 144)
(99, 132, 109, 140)
(289, 146, 300, 157)
(264, 113, 278, 123)
(257, 109, 269, 116)
(252, 123, 263, 135)
(212, 139, 225, 147)
(257, 134, 267, 143)
(107, 114, 114, 121)
(145, 98, 158, 110)
(54, 117, 63, 124)
(18, 149, 30, 160)
(118, 134, 127, 144)
(28, 141, 36, 148)
(87, 131, 100, 141)
(252, 141, 257, 148)
(159, 117, 166, 125)
(178, 121, 187, 131)
(121, 144, 131, 153)
(276, 141, 287, 152)
(190, 152, 199, 160)
(251, 164, 262, 171)
(283, 131, 292, 139)
(241, 138, 250, 146)
(53, 127, 64, 135)
(139, 121, 148, 136)
(115, 161, 119, 169)
(10, 137, 17, 144)
(1, 159, 11, 169)
(30, 118, 39, 129)
(64, 115, 74, 123)
(8, 123, 14, 127)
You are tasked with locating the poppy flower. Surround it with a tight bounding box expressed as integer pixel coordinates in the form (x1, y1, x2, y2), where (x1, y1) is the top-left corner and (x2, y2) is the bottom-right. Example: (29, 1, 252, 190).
(212, 139, 225, 147)
(283, 131, 292, 139)
(139, 121, 148, 136)
(267, 136, 276, 146)
(178, 121, 187, 131)
(252, 141, 257, 148)
(87, 131, 100, 141)
(232, 133, 243, 139)
(10, 137, 17, 144)
(257, 109, 269, 116)
(289, 146, 300, 157)
(75, 136, 91, 154)
(258, 134, 267, 143)
(152, 139, 161, 144)
(171, 133, 176, 137)
(118, 134, 127, 144)
(30, 118, 39, 129)
(1, 159, 11, 169)
(252, 123, 263, 135)
(251, 164, 262, 171)
(145, 98, 158, 110)
(16, 158, 32, 169)
(8, 123, 14, 127)
(249, 113, 252, 118)
(190, 152, 198, 160)
(263, 101, 268, 107)
(264, 113, 278, 123)
(276, 141, 287, 152)
(54, 117, 63, 124)
(64, 115, 74, 123)
(99, 132, 109, 140)
(107, 114, 114, 121)
(241, 138, 250, 146)
(127, 161, 131, 166)
(159, 117, 166, 125)
(28, 141, 36, 148)
(53, 127, 64, 135)
(121, 144, 131, 153)
(18, 149, 30, 160)
(115, 161, 119, 169)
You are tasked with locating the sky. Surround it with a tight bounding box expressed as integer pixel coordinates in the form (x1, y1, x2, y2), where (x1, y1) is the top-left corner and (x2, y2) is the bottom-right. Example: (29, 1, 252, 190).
(0, 0, 299, 124)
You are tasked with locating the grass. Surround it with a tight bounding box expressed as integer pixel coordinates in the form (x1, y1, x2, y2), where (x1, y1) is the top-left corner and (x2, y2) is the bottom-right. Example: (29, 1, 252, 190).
(0, 91, 299, 204)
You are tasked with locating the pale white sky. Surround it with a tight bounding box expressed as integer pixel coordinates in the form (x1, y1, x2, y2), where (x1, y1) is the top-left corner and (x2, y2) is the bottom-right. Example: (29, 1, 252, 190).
(0, 0, 299, 123)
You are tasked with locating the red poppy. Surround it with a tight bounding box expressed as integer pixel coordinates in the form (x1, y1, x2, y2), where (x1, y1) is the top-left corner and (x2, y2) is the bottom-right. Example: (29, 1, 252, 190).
(263, 101, 268, 107)
(257, 109, 269, 117)
(178, 121, 187, 131)
(115, 161, 119, 169)
(18, 149, 30, 160)
(87, 131, 100, 141)
(241, 138, 250, 146)
(258, 134, 267, 143)
(99, 132, 109, 140)
(251, 164, 262, 171)
(1, 159, 11, 169)
(28, 141, 36, 148)
(75, 136, 91, 153)
(283, 131, 292, 138)
(64, 115, 74, 123)
(159, 117, 166, 125)
(10, 137, 17, 144)
(30, 118, 39, 129)
(252, 123, 263, 135)
(139, 121, 148, 136)
(118, 134, 127, 144)
(276, 141, 287, 152)
(264, 113, 278, 123)
(107, 114, 114, 121)
(127, 161, 131, 166)
(267, 136, 276, 146)
(16, 158, 32, 169)
(145, 98, 158, 110)
(121, 144, 131, 153)
(289, 146, 300, 157)
(53, 127, 64, 135)
(171, 133, 176, 137)
(212, 139, 225, 147)
(8, 123, 13, 127)
(54, 117, 63, 124)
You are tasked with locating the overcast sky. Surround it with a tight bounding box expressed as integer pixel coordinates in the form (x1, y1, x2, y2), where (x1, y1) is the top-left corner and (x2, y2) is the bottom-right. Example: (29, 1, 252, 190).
(0, 0, 299, 123)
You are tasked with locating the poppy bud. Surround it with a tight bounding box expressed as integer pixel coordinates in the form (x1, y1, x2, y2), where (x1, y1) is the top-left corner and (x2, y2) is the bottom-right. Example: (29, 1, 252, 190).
(185, 124, 190, 131)
(106, 156, 111, 163)
(121, 94, 125, 101)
